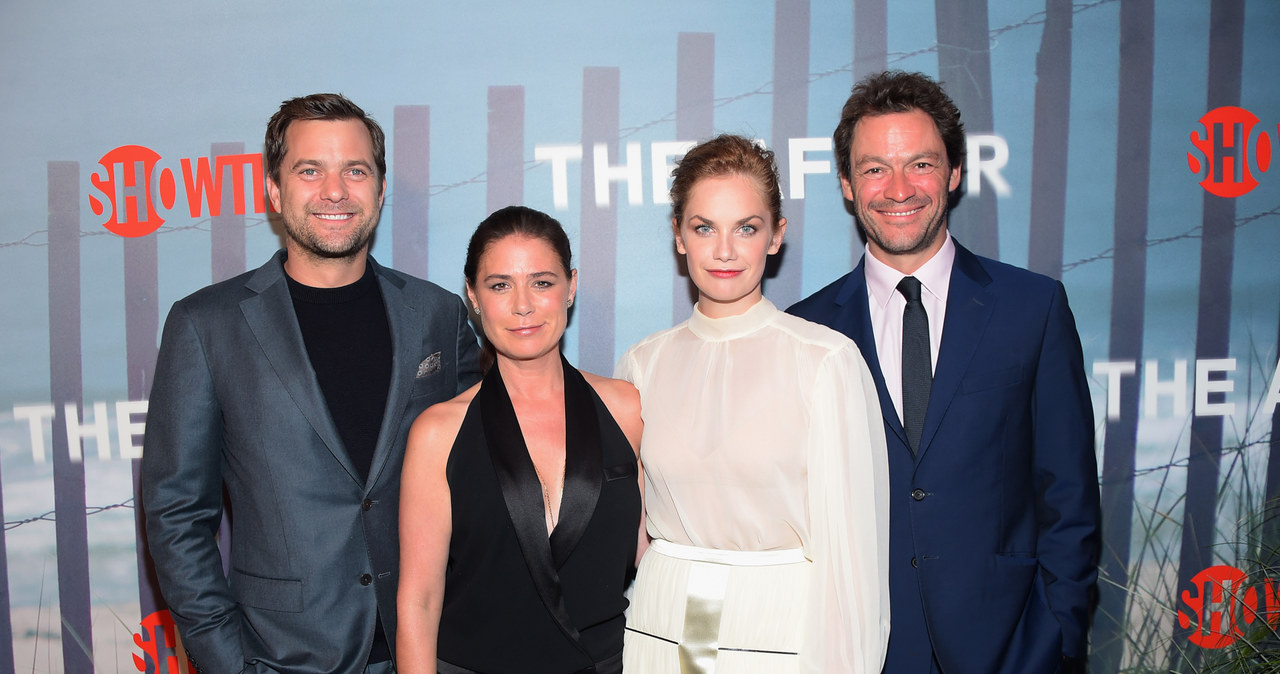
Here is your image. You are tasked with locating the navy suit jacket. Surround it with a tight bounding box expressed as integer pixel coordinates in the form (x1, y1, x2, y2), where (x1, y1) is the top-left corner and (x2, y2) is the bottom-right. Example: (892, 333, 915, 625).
(789, 241, 1099, 673)
(142, 251, 482, 673)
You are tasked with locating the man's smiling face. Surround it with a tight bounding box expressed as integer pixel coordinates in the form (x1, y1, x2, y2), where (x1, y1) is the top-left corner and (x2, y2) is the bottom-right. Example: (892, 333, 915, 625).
(267, 118, 386, 263)
(843, 108, 962, 273)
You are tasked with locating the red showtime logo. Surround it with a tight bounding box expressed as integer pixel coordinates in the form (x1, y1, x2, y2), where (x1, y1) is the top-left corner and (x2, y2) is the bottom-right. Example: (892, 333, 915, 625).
(1178, 565, 1279, 649)
(90, 145, 271, 238)
(1186, 106, 1276, 198)
(133, 609, 196, 673)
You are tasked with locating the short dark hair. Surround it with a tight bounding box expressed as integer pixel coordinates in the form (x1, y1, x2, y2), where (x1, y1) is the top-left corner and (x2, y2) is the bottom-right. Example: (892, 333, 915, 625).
(464, 206, 573, 287)
(264, 93, 386, 185)
(669, 134, 783, 228)
(833, 71, 965, 182)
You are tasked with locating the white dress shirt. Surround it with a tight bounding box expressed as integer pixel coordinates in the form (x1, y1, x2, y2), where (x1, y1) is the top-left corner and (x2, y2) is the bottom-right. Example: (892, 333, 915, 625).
(864, 233, 955, 425)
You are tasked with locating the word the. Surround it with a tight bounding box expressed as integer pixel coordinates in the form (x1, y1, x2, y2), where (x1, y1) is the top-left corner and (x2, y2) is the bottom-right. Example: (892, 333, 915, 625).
(1091, 358, 1280, 420)
(12, 400, 147, 463)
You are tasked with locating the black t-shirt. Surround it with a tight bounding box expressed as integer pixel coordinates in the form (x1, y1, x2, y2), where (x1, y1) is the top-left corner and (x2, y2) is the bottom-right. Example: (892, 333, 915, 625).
(286, 263, 392, 484)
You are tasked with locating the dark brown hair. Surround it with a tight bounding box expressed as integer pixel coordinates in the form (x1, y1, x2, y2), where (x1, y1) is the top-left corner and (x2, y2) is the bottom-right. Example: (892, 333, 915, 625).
(264, 93, 386, 185)
(465, 206, 573, 287)
(833, 71, 965, 182)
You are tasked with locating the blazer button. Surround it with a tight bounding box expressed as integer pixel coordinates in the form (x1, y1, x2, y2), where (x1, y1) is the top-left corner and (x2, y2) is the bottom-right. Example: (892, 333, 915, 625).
(362, 498, 373, 511)
(911, 557, 918, 568)
(911, 488, 926, 501)
(360, 573, 373, 586)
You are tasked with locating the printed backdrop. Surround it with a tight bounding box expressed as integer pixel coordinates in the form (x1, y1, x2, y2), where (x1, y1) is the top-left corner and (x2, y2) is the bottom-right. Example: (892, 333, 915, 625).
(1, 1, 1278, 672)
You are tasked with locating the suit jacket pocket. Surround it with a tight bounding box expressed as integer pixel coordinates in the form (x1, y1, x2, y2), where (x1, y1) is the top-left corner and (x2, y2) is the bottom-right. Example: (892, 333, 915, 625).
(992, 553, 1041, 593)
(961, 365, 1022, 394)
(230, 568, 303, 613)
(409, 372, 449, 401)
(603, 461, 637, 482)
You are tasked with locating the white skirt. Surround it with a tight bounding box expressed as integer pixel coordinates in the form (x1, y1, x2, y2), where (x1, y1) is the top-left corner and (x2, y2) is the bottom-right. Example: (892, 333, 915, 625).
(624, 539, 811, 673)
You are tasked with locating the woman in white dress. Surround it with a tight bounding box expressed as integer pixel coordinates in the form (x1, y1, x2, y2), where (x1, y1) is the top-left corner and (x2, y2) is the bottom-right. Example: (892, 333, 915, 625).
(616, 134, 890, 673)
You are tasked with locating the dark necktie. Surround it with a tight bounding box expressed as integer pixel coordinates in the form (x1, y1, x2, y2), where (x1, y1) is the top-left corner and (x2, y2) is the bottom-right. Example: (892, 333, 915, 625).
(898, 276, 931, 454)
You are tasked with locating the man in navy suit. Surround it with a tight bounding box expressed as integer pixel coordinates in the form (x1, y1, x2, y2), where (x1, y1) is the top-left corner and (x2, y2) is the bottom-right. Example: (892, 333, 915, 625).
(789, 71, 1099, 673)
(142, 94, 482, 672)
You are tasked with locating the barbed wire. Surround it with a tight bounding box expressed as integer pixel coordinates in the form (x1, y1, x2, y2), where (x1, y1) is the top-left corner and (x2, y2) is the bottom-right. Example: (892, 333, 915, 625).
(0, 0, 1124, 253)
(1095, 433, 1275, 486)
(1061, 204, 1280, 272)
(619, 0, 1118, 140)
(0, 0, 1266, 287)
(0, 215, 273, 249)
(3, 499, 134, 531)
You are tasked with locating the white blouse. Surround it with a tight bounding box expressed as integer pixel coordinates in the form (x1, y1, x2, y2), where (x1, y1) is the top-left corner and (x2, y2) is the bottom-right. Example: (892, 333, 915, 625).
(616, 297, 891, 673)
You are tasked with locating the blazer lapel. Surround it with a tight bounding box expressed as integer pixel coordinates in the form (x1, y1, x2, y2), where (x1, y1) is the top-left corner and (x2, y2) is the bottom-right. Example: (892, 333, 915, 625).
(836, 260, 909, 451)
(478, 362, 595, 662)
(915, 242, 995, 460)
(240, 252, 359, 482)
(364, 258, 418, 492)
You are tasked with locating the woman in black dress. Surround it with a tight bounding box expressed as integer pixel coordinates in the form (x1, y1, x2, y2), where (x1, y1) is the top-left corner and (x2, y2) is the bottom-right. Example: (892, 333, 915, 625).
(397, 206, 644, 674)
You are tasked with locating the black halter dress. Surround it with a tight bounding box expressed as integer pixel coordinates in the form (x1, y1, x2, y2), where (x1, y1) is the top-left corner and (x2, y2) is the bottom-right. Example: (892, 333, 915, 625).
(435, 356, 640, 674)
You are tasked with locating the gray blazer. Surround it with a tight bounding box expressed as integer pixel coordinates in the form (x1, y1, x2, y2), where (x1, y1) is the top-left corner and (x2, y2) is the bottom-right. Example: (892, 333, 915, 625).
(141, 251, 482, 673)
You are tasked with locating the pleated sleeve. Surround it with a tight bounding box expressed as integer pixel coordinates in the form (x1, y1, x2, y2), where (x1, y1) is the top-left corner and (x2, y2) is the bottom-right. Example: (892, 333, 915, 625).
(800, 341, 890, 673)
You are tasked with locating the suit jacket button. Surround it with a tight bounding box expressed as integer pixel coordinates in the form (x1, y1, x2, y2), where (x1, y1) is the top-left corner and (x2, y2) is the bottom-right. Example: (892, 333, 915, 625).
(911, 488, 926, 501)
(360, 573, 373, 586)
(911, 557, 918, 568)
(362, 498, 374, 511)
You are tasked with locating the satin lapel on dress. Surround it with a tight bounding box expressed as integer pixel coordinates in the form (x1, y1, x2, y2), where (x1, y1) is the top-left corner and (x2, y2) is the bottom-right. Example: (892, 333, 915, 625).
(550, 354, 603, 567)
(478, 360, 595, 662)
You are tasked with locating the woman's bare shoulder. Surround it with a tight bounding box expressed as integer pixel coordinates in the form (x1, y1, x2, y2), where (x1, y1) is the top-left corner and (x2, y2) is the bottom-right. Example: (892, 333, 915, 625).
(580, 370, 642, 451)
(408, 380, 481, 456)
(581, 371, 639, 409)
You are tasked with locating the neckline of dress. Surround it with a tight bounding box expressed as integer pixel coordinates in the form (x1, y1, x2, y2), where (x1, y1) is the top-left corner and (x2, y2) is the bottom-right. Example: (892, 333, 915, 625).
(687, 297, 777, 341)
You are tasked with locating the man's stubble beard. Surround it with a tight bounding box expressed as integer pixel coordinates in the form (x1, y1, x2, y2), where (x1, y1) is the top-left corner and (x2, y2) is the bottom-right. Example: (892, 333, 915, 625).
(283, 208, 380, 262)
(854, 199, 949, 258)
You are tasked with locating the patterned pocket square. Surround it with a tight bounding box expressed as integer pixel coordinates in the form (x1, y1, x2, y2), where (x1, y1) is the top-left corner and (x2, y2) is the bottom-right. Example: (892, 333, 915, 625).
(416, 352, 442, 378)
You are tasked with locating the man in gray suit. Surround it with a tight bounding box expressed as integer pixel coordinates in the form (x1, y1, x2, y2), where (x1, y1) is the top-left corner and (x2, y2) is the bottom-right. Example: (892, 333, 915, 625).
(142, 93, 482, 673)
